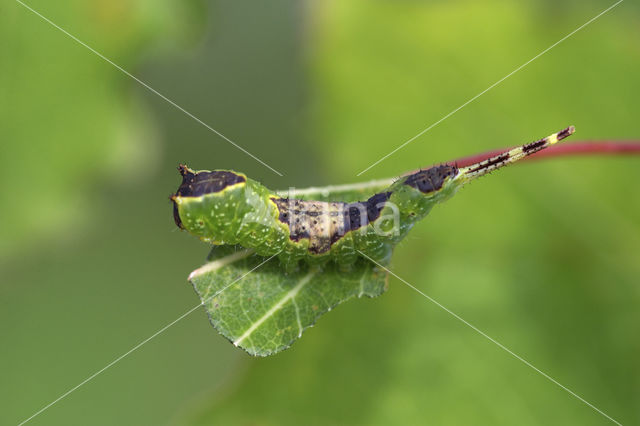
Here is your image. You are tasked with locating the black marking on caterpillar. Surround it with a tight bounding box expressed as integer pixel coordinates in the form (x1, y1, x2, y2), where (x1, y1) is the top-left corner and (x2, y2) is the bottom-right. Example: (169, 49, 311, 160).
(463, 153, 510, 175)
(271, 191, 392, 254)
(173, 204, 184, 229)
(404, 165, 458, 193)
(522, 138, 547, 153)
(172, 165, 246, 229)
(556, 127, 574, 141)
(175, 165, 245, 197)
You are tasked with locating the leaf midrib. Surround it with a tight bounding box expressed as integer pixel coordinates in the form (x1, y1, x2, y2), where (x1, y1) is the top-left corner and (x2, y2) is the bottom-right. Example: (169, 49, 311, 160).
(233, 271, 316, 347)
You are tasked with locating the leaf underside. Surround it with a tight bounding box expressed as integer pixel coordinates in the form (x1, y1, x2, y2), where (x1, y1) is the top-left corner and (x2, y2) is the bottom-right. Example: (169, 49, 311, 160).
(190, 245, 388, 356)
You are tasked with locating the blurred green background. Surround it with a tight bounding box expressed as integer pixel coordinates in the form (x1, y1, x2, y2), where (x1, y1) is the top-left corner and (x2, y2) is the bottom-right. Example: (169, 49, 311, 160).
(2, 0, 639, 424)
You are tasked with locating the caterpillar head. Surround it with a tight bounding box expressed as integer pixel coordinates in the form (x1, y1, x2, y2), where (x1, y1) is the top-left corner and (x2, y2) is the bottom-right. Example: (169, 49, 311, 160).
(170, 165, 247, 232)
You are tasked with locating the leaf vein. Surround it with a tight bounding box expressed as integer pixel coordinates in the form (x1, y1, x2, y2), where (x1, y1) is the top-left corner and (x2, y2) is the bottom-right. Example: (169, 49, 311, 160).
(233, 271, 315, 346)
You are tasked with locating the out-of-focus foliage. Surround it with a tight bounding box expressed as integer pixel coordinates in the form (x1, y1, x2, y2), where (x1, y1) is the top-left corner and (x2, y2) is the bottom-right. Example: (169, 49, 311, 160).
(189, 1, 640, 425)
(0, 0, 204, 258)
(2, 0, 639, 425)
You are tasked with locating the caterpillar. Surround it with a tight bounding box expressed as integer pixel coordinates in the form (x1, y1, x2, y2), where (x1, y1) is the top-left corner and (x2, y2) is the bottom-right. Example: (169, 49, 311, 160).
(171, 126, 575, 269)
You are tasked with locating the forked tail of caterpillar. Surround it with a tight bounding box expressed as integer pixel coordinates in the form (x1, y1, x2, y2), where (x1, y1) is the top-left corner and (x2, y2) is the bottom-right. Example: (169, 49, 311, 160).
(455, 126, 575, 182)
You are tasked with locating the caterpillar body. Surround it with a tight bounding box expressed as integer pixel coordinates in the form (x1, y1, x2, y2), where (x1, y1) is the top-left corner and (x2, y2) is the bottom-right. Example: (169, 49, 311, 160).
(172, 126, 575, 269)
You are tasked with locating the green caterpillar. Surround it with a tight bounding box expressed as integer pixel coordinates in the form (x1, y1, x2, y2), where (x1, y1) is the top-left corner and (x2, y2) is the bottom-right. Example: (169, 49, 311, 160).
(172, 126, 575, 269)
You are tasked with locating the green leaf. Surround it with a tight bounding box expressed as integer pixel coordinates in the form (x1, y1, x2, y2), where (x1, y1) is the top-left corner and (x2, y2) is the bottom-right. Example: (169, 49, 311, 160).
(2, 1, 204, 259)
(189, 244, 388, 356)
